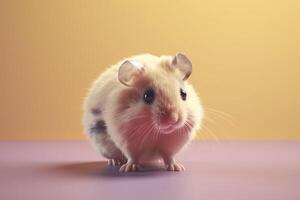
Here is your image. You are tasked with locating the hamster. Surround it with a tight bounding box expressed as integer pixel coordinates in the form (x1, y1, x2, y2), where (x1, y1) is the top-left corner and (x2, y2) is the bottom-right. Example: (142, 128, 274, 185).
(83, 53, 203, 172)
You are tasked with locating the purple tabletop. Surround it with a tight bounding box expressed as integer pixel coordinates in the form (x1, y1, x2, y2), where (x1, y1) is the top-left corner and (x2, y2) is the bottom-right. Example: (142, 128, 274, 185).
(0, 141, 299, 200)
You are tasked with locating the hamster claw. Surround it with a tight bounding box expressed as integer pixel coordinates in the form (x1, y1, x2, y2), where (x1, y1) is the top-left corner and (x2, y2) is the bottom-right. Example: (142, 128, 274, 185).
(165, 162, 185, 171)
(119, 162, 140, 172)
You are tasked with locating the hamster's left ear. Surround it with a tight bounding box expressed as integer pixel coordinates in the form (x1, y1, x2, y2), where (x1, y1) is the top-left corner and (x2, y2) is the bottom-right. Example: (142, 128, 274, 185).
(171, 53, 192, 80)
(118, 60, 144, 87)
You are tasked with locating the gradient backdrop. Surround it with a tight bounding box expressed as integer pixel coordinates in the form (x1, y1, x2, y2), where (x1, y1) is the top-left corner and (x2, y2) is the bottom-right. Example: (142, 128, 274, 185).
(0, 0, 299, 140)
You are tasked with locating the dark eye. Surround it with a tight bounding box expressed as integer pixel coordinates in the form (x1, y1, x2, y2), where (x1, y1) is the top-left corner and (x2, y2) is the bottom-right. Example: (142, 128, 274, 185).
(180, 88, 187, 101)
(143, 89, 155, 104)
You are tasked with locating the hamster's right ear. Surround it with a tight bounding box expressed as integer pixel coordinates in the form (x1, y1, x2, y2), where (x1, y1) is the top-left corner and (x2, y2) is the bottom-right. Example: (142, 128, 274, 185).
(118, 60, 144, 87)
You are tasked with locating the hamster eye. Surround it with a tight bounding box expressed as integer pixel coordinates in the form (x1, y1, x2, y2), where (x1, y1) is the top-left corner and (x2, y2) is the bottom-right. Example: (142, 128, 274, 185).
(180, 88, 187, 101)
(143, 89, 155, 104)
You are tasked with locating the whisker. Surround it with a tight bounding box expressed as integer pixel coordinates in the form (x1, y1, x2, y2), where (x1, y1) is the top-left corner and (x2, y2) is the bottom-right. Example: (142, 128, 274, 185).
(204, 107, 234, 118)
(126, 121, 149, 142)
(137, 125, 154, 151)
(204, 116, 218, 125)
(203, 106, 236, 127)
(202, 124, 220, 142)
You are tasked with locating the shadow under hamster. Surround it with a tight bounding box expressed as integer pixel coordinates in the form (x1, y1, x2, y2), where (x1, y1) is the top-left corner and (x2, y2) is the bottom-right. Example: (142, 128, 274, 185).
(40, 161, 175, 178)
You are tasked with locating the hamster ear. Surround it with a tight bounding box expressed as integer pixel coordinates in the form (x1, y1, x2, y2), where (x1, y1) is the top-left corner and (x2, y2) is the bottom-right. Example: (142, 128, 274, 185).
(118, 60, 144, 86)
(171, 53, 192, 80)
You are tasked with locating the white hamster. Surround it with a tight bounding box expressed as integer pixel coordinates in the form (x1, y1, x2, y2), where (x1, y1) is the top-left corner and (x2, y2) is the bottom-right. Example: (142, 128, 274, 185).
(83, 53, 203, 172)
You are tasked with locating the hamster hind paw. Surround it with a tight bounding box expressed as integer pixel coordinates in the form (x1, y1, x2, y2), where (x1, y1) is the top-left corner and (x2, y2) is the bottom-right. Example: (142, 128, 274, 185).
(107, 158, 125, 166)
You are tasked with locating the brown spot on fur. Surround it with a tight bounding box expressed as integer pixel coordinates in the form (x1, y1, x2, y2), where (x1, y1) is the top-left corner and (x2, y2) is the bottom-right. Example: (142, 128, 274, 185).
(133, 76, 152, 89)
(90, 120, 107, 134)
(117, 88, 141, 113)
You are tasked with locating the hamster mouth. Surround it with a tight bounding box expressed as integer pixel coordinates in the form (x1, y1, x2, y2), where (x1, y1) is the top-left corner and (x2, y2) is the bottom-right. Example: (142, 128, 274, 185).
(159, 125, 178, 134)
(153, 114, 190, 134)
(158, 122, 182, 134)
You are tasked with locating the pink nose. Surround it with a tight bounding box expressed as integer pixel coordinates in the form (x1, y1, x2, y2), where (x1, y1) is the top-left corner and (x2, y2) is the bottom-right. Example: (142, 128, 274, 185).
(160, 112, 179, 127)
(168, 114, 179, 124)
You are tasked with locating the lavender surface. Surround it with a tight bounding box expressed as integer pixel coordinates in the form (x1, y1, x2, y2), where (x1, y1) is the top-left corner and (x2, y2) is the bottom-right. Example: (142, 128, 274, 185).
(0, 141, 299, 200)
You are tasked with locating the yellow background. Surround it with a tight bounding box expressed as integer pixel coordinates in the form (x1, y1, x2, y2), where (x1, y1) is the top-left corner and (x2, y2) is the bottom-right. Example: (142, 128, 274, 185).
(0, 0, 299, 140)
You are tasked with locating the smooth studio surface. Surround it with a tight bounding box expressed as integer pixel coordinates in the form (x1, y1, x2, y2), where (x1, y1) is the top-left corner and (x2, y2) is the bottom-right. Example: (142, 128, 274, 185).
(1, 141, 299, 200)
(1, 1, 300, 140)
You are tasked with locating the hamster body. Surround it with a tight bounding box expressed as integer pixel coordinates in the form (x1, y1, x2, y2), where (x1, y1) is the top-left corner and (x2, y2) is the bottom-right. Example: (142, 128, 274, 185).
(83, 53, 203, 172)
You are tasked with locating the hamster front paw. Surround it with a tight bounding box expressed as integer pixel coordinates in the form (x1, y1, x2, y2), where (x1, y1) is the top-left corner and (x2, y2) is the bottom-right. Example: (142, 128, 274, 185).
(119, 161, 140, 172)
(163, 156, 185, 171)
(165, 162, 185, 171)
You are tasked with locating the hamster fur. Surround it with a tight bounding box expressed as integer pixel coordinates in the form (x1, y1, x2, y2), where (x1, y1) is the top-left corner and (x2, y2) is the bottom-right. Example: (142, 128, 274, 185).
(83, 53, 203, 172)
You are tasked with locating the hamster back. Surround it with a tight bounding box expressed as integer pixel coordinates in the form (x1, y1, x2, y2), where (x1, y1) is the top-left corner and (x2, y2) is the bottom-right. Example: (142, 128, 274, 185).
(83, 53, 203, 172)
